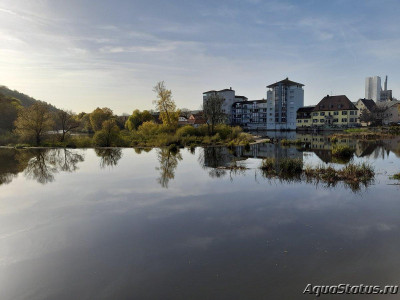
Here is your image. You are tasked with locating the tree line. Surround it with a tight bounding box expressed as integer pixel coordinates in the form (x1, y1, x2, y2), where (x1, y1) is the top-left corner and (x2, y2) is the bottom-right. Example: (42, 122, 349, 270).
(0, 81, 236, 147)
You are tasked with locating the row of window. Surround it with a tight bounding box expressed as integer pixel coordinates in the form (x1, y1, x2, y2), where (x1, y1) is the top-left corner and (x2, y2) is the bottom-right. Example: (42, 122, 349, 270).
(312, 111, 357, 116)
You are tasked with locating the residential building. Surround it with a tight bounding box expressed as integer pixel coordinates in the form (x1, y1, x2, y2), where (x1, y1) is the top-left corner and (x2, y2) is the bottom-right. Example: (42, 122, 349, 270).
(365, 76, 381, 102)
(188, 112, 206, 127)
(266, 78, 304, 130)
(312, 95, 359, 127)
(355, 98, 377, 126)
(231, 100, 267, 129)
(203, 88, 247, 124)
(377, 100, 400, 125)
(296, 106, 315, 128)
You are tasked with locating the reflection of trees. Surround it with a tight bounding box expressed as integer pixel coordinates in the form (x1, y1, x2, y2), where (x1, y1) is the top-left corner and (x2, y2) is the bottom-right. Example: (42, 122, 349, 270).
(0, 149, 85, 185)
(156, 148, 182, 188)
(198, 147, 240, 178)
(95, 148, 122, 168)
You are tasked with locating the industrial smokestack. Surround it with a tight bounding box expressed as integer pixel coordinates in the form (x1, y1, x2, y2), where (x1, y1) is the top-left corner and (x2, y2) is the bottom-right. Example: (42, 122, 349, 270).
(384, 76, 388, 91)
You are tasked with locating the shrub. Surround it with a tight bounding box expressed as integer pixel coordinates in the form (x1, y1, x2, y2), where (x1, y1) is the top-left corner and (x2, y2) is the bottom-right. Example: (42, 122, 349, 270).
(214, 124, 232, 139)
(176, 125, 198, 137)
(137, 121, 159, 136)
(93, 119, 121, 147)
(332, 144, 354, 158)
(392, 173, 400, 180)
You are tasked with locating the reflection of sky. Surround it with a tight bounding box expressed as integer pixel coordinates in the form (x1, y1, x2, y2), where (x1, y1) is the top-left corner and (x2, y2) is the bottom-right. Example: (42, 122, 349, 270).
(0, 148, 400, 299)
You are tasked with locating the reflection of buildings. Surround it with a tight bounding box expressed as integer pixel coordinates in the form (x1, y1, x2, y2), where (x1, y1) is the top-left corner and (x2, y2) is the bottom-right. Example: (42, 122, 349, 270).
(235, 143, 303, 161)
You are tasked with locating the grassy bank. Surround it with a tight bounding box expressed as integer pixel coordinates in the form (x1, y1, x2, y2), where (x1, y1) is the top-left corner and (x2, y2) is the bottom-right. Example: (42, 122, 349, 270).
(331, 126, 400, 140)
(1, 124, 255, 149)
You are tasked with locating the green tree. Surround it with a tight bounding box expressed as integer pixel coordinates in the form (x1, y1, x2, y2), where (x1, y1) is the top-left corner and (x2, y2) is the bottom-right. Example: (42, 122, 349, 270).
(0, 93, 21, 132)
(153, 81, 179, 127)
(90, 107, 113, 131)
(55, 110, 80, 142)
(14, 103, 54, 145)
(203, 93, 225, 135)
(125, 109, 154, 131)
(93, 119, 121, 147)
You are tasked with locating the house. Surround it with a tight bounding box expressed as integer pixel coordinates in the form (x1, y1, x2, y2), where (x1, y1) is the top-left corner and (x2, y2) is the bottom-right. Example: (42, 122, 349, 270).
(311, 95, 359, 127)
(188, 113, 207, 128)
(231, 99, 267, 129)
(178, 116, 188, 125)
(355, 98, 377, 126)
(377, 100, 400, 125)
(296, 106, 315, 128)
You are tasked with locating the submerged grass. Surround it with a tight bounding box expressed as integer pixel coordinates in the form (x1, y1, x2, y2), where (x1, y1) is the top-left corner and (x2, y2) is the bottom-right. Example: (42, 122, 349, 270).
(260, 158, 375, 191)
(392, 173, 400, 180)
(331, 144, 354, 158)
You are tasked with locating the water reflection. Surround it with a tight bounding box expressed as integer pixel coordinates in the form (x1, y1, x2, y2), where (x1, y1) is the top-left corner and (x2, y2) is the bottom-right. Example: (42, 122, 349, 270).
(95, 148, 122, 168)
(155, 148, 182, 188)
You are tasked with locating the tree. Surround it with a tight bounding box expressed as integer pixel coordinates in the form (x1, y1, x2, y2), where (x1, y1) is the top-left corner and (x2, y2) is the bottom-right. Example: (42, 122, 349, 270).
(77, 112, 93, 133)
(55, 110, 80, 142)
(14, 103, 54, 145)
(359, 108, 374, 126)
(90, 107, 113, 131)
(203, 93, 225, 135)
(0, 93, 21, 132)
(93, 119, 121, 147)
(153, 81, 179, 127)
(125, 109, 154, 131)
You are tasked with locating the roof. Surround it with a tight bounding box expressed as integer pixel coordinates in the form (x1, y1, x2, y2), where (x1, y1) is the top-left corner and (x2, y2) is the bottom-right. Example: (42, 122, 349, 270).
(313, 95, 357, 112)
(267, 77, 304, 88)
(203, 88, 234, 94)
(376, 99, 400, 108)
(357, 98, 377, 111)
(235, 95, 248, 100)
(297, 106, 316, 113)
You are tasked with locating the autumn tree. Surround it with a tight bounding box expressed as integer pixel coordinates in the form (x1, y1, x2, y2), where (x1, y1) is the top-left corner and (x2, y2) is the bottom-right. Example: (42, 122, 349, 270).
(125, 109, 154, 131)
(153, 81, 179, 127)
(203, 93, 225, 135)
(14, 103, 54, 145)
(93, 119, 121, 147)
(55, 110, 80, 142)
(90, 107, 113, 131)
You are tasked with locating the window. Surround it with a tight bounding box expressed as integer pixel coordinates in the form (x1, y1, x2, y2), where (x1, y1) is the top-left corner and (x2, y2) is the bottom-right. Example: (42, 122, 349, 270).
(342, 118, 347, 122)
(320, 112, 325, 116)
(313, 119, 318, 123)
(313, 112, 318, 116)
(333, 119, 338, 122)
(334, 111, 339, 115)
(298, 120, 302, 123)
(304, 120, 308, 123)
(350, 111, 355, 115)
(350, 118, 354, 122)
(342, 111, 347, 115)
(320, 119, 324, 123)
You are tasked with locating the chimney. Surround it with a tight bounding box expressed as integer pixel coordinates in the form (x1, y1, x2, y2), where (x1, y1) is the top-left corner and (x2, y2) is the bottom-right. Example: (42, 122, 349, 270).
(230, 87, 232, 90)
(384, 76, 388, 91)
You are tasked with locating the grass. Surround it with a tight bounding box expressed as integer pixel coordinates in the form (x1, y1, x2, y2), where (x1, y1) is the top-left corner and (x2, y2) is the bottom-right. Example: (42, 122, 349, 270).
(280, 139, 303, 146)
(331, 144, 354, 158)
(392, 173, 400, 180)
(261, 158, 375, 191)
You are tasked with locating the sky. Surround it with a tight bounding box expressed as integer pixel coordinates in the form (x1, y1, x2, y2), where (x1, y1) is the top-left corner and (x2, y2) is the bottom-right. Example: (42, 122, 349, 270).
(1, 0, 400, 114)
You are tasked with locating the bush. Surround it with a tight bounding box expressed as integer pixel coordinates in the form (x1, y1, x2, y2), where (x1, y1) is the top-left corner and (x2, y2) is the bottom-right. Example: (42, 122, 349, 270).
(137, 121, 159, 136)
(332, 144, 354, 158)
(392, 173, 400, 180)
(176, 125, 198, 137)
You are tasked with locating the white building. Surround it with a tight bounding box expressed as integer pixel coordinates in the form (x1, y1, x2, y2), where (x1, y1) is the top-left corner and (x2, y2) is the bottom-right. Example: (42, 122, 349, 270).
(203, 88, 247, 123)
(266, 78, 304, 130)
(365, 76, 381, 102)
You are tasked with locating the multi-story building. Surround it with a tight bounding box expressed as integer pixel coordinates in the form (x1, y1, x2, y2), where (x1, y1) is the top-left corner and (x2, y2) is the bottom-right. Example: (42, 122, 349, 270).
(203, 88, 247, 124)
(365, 76, 381, 102)
(231, 100, 267, 129)
(311, 95, 359, 127)
(266, 78, 304, 130)
(296, 106, 315, 128)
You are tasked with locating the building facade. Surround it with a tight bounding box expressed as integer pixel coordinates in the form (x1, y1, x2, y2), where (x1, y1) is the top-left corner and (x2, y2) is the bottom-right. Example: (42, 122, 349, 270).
(231, 100, 267, 129)
(203, 88, 247, 124)
(266, 78, 304, 130)
(296, 106, 315, 128)
(311, 95, 359, 127)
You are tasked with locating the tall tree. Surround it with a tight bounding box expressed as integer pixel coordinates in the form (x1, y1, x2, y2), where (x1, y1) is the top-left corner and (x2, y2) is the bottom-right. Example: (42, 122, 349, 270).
(0, 93, 21, 132)
(93, 119, 121, 147)
(203, 93, 225, 135)
(125, 109, 154, 131)
(55, 110, 80, 142)
(90, 107, 113, 131)
(14, 103, 54, 145)
(153, 81, 179, 127)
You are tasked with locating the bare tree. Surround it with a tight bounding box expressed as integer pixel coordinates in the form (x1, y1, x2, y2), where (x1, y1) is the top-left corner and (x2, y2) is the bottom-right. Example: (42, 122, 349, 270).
(203, 93, 225, 135)
(55, 110, 80, 142)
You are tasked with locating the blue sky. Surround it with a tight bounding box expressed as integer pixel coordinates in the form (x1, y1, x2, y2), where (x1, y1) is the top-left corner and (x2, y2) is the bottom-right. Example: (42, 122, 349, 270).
(1, 0, 400, 114)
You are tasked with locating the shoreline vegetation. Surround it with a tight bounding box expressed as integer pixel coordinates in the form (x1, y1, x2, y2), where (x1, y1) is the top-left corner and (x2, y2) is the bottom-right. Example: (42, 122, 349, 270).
(260, 157, 375, 190)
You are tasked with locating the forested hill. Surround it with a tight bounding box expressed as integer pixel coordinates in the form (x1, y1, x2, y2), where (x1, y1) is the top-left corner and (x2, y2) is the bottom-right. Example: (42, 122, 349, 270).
(0, 85, 59, 111)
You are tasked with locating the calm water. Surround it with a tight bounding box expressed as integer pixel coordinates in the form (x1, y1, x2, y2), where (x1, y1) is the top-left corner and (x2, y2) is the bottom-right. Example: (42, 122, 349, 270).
(1, 137, 400, 299)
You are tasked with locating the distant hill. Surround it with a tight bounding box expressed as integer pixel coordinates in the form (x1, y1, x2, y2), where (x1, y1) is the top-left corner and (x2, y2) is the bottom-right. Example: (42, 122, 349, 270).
(0, 85, 59, 111)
